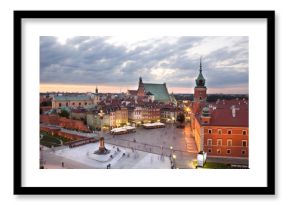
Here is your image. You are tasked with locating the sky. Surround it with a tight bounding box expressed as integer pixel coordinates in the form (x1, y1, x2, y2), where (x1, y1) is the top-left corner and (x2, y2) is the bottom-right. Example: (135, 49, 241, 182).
(40, 36, 248, 94)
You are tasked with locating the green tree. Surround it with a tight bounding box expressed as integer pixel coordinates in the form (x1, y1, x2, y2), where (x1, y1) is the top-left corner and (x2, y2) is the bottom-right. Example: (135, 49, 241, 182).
(40, 101, 52, 107)
(59, 109, 70, 118)
(176, 113, 185, 124)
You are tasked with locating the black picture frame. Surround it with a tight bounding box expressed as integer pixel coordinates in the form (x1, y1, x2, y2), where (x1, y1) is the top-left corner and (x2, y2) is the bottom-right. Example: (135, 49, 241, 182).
(14, 10, 275, 195)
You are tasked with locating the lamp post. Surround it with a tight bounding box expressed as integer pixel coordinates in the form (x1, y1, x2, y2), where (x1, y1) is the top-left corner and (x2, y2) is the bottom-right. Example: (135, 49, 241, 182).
(172, 154, 176, 169)
(40, 134, 44, 169)
(170, 145, 173, 159)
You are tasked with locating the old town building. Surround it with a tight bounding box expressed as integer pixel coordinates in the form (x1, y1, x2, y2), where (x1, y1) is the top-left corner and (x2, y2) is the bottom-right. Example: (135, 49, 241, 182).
(194, 100, 248, 159)
(192, 58, 249, 160)
(115, 107, 128, 126)
(160, 106, 183, 123)
(127, 77, 173, 104)
(52, 95, 93, 109)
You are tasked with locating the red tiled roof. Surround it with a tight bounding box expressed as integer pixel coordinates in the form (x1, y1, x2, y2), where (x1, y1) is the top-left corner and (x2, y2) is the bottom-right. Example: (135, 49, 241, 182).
(71, 109, 87, 113)
(197, 100, 248, 127)
(128, 90, 138, 95)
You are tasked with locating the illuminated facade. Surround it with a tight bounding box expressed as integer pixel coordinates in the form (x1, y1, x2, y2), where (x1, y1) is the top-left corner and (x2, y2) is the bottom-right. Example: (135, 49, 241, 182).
(192, 58, 249, 160)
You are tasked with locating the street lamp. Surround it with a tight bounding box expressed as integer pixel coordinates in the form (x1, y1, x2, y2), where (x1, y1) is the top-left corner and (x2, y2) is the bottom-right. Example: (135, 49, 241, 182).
(170, 146, 174, 158)
(172, 154, 176, 169)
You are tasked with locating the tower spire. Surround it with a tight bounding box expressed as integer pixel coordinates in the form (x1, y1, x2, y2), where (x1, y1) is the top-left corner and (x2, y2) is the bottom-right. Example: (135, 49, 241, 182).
(195, 56, 206, 87)
(199, 56, 202, 73)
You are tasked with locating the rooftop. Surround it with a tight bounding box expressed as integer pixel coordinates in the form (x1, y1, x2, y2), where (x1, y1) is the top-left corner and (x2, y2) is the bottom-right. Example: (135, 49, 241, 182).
(197, 99, 248, 127)
(54, 95, 91, 101)
(143, 83, 171, 102)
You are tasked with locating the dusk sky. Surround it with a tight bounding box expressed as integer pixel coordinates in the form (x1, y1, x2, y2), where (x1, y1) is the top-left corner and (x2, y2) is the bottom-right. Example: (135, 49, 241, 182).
(40, 36, 248, 94)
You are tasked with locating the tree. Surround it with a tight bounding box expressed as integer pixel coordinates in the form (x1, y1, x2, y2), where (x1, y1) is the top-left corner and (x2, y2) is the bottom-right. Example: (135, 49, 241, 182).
(176, 113, 185, 124)
(40, 101, 52, 107)
(59, 109, 70, 118)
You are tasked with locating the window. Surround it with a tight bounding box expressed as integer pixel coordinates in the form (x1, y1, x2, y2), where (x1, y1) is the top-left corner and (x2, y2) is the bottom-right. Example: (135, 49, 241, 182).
(217, 139, 222, 146)
(208, 129, 212, 134)
(66, 102, 68, 106)
(85, 102, 87, 105)
(243, 130, 247, 135)
(207, 139, 212, 146)
(242, 140, 247, 147)
(72, 102, 75, 106)
(59, 103, 62, 107)
(218, 129, 222, 134)
(227, 139, 232, 147)
(242, 150, 246, 155)
(228, 130, 232, 135)
(208, 148, 212, 153)
(79, 102, 81, 106)
(226, 149, 231, 154)
(217, 149, 221, 154)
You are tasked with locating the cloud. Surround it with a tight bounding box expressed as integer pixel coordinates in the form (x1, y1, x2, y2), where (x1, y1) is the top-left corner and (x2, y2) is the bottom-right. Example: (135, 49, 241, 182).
(40, 36, 248, 93)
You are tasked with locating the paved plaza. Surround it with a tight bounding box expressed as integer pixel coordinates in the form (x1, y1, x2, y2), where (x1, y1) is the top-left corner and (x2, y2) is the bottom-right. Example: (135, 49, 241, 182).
(40, 123, 199, 169)
(102, 123, 198, 168)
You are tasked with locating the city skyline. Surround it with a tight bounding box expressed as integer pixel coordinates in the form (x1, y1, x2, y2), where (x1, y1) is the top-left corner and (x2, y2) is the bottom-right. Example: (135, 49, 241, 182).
(40, 36, 249, 94)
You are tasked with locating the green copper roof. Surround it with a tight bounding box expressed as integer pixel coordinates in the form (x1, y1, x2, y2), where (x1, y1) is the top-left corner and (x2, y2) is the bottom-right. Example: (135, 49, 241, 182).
(54, 95, 91, 101)
(202, 106, 210, 117)
(143, 83, 171, 102)
(195, 57, 206, 87)
(196, 73, 206, 87)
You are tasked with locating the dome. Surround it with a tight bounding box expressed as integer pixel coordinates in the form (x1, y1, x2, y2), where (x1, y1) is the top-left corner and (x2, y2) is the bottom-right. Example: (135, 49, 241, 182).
(195, 73, 206, 87)
(201, 106, 210, 117)
(195, 57, 206, 87)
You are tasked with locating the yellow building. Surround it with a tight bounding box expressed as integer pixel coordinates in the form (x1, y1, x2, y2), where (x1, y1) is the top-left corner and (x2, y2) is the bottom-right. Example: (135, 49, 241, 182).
(115, 107, 128, 127)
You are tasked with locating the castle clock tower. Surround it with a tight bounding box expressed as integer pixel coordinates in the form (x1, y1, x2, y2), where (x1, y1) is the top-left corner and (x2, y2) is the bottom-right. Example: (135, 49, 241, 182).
(192, 58, 207, 126)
